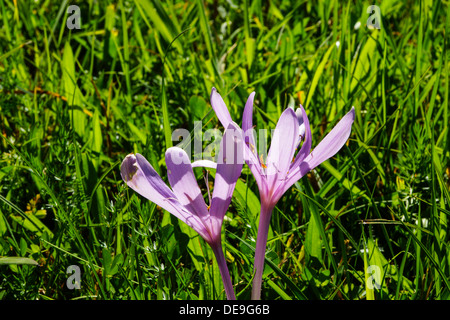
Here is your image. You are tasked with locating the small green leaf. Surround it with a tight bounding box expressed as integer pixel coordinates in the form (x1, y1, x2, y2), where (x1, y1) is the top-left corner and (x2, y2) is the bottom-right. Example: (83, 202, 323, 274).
(0, 256, 39, 266)
(189, 95, 207, 121)
(305, 206, 323, 262)
(102, 248, 112, 275)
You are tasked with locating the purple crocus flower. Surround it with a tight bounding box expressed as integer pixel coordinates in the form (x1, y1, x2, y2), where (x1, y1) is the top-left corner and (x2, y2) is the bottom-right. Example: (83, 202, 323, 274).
(120, 122, 244, 300)
(210, 87, 355, 299)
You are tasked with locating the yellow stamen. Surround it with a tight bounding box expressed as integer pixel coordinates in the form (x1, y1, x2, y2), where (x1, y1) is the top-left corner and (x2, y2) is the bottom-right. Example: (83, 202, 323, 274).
(260, 154, 267, 168)
(246, 141, 256, 155)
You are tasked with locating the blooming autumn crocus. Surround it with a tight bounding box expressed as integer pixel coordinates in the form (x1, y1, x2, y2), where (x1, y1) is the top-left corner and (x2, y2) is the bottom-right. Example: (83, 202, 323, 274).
(120, 122, 244, 300)
(210, 87, 355, 299)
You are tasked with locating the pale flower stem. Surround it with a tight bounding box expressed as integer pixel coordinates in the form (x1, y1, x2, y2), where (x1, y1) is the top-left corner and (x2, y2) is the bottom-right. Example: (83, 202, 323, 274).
(251, 203, 273, 300)
(211, 241, 236, 300)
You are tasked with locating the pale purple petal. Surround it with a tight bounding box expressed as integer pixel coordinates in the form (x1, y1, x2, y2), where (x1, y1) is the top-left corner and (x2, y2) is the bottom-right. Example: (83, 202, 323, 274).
(121, 153, 177, 208)
(244, 140, 267, 197)
(210, 87, 232, 129)
(165, 147, 210, 224)
(273, 161, 311, 203)
(265, 108, 299, 186)
(209, 122, 244, 235)
(241, 91, 265, 192)
(295, 108, 305, 133)
(242, 91, 257, 152)
(121, 154, 211, 241)
(280, 107, 355, 196)
(191, 159, 217, 169)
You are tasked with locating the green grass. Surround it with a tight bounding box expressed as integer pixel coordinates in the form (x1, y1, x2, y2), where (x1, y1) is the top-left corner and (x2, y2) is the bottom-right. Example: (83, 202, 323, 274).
(0, 0, 449, 300)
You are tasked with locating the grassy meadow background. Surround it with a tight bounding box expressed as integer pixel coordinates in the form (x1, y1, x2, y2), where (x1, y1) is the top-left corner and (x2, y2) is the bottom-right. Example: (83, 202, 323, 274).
(0, 0, 449, 300)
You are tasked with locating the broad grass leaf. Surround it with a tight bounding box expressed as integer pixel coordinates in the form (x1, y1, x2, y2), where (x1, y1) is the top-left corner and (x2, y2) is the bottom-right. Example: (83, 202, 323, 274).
(0, 256, 39, 266)
(189, 95, 207, 121)
(62, 41, 86, 137)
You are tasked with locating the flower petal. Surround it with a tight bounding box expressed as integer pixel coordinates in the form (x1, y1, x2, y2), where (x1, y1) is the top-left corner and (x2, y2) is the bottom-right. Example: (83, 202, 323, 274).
(209, 122, 244, 234)
(165, 147, 210, 224)
(241, 91, 266, 192)
(121, 154, 211, 241)
(265, 107, 299, 186)
(290, 105, 312, 170)
(242, 91, 257, 152)
(121, 153, 177, 207)
(210, 87, 232, 129)
(303, 106, 355, 170)
(191, 159, 217, 169)
(280, 107, 355, 196)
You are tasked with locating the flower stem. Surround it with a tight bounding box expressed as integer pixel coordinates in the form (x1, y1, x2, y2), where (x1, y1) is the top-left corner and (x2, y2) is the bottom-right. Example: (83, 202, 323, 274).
(251, 203, 273, 300)
(211, 240, 236, 300)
